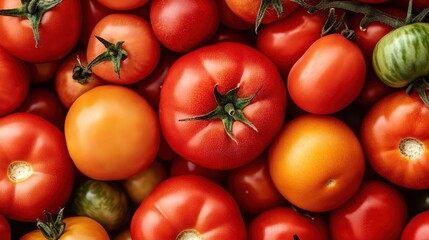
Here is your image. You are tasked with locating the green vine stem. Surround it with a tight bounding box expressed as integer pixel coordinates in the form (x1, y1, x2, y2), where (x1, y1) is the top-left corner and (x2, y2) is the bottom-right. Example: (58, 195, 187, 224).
(256, 0, 284, 33)
(0, 0, 64, 47)
(36, 208, 66, 240)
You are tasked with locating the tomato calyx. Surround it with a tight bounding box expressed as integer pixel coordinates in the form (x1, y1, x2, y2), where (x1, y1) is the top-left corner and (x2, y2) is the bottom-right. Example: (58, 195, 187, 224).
(0, 0, 64, 48)
(406, 77, 429, 106)
(36, 208, 66, 240)
(321, 8, 354, 39)
(176, 229, 202, 240)
(255, 0, 284, 33)
(179, 84, 262, 143)
(72, 55, 93, 84)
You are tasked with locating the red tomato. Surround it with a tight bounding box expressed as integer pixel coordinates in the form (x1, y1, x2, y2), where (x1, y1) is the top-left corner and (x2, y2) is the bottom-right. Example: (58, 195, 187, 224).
(287, 33, 366, 114)
(226, 154, 285, 215)
(360, 90, 429, 189)
(27, 60, 61, 85)
(0, 214, 10, 240)
(0, 0, 82, 63)
(256, 8, 326, 77)
(0, 47, 30, 117)
(217, 0, 253, 30)
(64, 85, 160, 180)
(95, 0, 149, 10)
(401, 210, 429, 240)
(269, 114, 365, 212)
(329, 180, 408, 240)
(78, 0, 113, 47)
(159, 42, 287, 170)
(209, 25, 256, 46)
(130, 175, 247, 240)
(247, 206, 329, 240)
(87, 13, 161, 84)
(55, 50, 106, 109)
(150, 0, 219, 52)
(0, 113, 75, 222)
(15, 87, 66, 130)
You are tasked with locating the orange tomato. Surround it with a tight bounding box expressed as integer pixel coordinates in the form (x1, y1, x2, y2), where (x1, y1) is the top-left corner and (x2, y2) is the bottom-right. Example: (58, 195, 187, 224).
(64, 85, 160, 180)
(268, 114, 365, 212)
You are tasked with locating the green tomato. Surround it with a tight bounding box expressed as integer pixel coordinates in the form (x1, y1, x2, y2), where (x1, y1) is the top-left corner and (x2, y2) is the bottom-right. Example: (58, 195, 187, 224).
(372, 23, 429, 88)
(71, 179, 131, 231)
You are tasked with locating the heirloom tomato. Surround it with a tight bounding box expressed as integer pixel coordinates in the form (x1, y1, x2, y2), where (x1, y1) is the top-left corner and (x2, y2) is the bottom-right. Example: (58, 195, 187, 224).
(0, 214, 10, 240)
(0, 113, 75, 222)
(269, 114, 365, 212)
(247, 206, 329, 240)
(64, 85, 160, 180)
(159, 42, 287, 170)
(87, 13, 160, 84)
(0, 0, 82, 63)
(360, 90, 429, 189)
(150, 0, 219, 52)
(329, 181, 408, 240)
(130, 175, 247, 240)
(288, 33, 366, 114)
(401, 210, 429, 240)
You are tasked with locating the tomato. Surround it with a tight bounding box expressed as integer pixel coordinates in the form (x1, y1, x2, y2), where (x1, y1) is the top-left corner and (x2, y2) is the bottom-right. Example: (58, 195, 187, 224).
(226, 154, 285, 215)
(217, 0, 253, 30)
(78, 0, 113, 47)
(0, 214, 11, 240)
(0, 113, 75, 222)
(256, 8, 326, 77)
(130, 175, 247, 240)
(20, 209, 109, 240)
(247, 206, 329, 240)
(95, 0, 149, 10)
(27, 60, 61, 84)
(0, 47, 30, 117)
(360, 89, 429, 189)
(269, 114, 365, 212)
(150, 0, 219, 52)
(64, 85, 160, 180)
(159, 42, 287, 170)
(86, 13, 161, 84)
(372, 23, 429, 88)
(0, 0, 82, 63)
(329, 180, 408, 240)
(122, 160, 168, 205)
(71, 179, 130, 231)
(15, 87, 66, 130)
(169, 156, 228, 185)
(55, 50, 106, 109)
(209, 25, 257, 47)
(287, 33, 366, 114)
(401, 210, 429, 240)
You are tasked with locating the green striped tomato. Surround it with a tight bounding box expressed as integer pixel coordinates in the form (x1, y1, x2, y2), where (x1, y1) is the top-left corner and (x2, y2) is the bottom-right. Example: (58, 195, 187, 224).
(372, 23, 429, 88)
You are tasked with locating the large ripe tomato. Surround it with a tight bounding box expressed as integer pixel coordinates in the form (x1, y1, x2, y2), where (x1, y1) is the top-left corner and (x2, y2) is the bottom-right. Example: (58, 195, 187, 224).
(401, 210, 429, 240)
(0, 47, 30, 117)
(256, 8, 326, 77)
(0, 113, 75, 222)
(287, 33, 366, 114)
(360, 90, 429, 189)
(247, 206, 329, 240)
(0, 0, 82, 63)
(86, 13, 161, 84)
(130, 175, 247, 240)
(64, 85, 160, 180)
(0, 214, 10, 240)
(150, 0, 219, 52)
(269, 114, 365, 212)
(159, 42, 287, 170)
(329, 180, 408, 240)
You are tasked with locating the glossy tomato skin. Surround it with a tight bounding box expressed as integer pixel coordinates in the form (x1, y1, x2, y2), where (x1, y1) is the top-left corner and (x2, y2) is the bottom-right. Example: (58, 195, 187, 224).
(0, 113, 75, 222)
(0, 0, 82, 63)
(256, 9, 326, 77)
(95, 0, 148, 10)
(150, 0, 219, 52)
(247, 207, 329, 240)
(269, 114, 365, 212)
(130, 175, 247, 240)
(159, 42, 287, 170)
(0, 47, 30, 117)
(87, 13, 161, 84)
(0, 214, 11, 240)
(401, 210, 429, 240)
(217, 0, 253, 30)
(329, 180, 408, 240)
(360, 90, 429, 189)
(19, 216, 110, 240)
(288, 33, 366, 114)
(65, 85, 160, 180)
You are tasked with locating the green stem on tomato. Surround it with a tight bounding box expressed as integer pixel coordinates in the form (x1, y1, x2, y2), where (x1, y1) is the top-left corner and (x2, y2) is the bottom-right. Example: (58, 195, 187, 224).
(406, 77, 429, 107)
(36, 208, 66, 240)
(0, 0, 64, 47)
(255, 0, 284, 33)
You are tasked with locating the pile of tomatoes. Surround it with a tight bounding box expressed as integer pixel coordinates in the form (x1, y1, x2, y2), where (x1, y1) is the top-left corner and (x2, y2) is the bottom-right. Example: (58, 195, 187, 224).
(1, 0, 429, 239)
